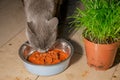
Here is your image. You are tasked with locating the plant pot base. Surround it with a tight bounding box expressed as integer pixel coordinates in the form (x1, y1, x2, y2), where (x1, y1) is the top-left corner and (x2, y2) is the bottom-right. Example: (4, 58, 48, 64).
(87, 63, 111, 71)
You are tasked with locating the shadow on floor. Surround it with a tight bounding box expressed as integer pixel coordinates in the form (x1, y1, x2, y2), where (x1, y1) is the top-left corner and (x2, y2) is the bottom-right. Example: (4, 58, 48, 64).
(58, 0, 80, 38)
(57, 0, 84, 66)
(113, 48, 120, 66)
(68, 39, 83, 65)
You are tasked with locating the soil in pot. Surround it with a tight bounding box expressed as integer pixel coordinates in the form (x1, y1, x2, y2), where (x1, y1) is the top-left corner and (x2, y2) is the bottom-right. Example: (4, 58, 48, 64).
(84, 38, 120, 70)
(26, 49, 69, 65)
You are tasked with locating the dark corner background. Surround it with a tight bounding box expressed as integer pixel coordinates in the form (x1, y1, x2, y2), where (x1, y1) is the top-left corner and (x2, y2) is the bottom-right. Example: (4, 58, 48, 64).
(57, 0, 80, 39)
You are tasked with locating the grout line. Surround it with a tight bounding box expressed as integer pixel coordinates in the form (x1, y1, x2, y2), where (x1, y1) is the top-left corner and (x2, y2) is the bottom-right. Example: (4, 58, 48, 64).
(0, 27, 25, 48)
(35, 76, 39, 80)
(110, 64, 119, 80)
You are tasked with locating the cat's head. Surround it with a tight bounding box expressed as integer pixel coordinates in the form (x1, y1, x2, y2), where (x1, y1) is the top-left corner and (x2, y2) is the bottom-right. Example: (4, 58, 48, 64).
(26, 17, 58, 52)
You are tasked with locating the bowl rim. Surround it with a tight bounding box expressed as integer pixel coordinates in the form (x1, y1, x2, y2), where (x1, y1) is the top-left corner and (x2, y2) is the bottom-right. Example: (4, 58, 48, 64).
(19, 39, 74, 66)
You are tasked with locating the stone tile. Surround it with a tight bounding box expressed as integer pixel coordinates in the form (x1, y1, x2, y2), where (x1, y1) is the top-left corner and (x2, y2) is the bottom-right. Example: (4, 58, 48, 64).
(37, 55, 117, 80)
(0, 0, 26, 47)
(0, 0, 119, 80)
(112, 63, 120, 80)
(0, 30, 37, 80)
(36, 30, 117, 80)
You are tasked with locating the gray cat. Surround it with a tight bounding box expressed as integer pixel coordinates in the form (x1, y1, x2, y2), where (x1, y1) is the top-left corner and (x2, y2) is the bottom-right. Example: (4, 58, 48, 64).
(24, 0, 59, 52)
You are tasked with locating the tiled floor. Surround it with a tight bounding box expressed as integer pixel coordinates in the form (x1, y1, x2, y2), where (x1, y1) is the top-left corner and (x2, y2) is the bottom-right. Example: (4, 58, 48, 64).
(0, 0, 120, 80)
(0, 0, 26, 47)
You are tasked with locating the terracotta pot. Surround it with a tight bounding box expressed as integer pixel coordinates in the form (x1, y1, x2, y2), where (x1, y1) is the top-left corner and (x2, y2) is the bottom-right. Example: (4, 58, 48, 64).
(83, 38, 120, 70)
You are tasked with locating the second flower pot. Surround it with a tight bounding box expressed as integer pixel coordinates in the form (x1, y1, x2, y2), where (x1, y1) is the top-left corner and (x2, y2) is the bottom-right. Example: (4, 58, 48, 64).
(84, 38, 120, 70)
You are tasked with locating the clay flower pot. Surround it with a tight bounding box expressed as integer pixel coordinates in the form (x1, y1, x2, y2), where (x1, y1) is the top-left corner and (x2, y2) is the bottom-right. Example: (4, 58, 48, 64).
(83, 38, 120, 70)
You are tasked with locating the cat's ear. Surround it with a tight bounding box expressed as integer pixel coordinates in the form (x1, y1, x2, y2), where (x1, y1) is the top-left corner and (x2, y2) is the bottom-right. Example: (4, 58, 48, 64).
(26, 22, 39, 49)
(48, 17, 59, 29)
(27, 22, 36, 35)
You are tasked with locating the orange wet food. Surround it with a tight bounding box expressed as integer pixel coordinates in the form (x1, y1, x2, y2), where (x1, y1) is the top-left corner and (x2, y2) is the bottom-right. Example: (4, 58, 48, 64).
(28, 49, 69, 65)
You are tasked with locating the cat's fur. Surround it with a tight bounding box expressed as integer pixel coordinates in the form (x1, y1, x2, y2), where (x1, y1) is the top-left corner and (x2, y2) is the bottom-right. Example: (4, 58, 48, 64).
(24, 0, 59, 52)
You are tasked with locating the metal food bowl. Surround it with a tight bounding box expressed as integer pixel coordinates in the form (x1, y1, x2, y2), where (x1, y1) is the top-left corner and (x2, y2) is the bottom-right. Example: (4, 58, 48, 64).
(19, 39, 73, 76)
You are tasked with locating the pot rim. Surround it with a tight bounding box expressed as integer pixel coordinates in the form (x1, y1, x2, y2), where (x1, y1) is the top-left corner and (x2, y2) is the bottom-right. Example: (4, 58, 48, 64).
(83, 37, 120, 46)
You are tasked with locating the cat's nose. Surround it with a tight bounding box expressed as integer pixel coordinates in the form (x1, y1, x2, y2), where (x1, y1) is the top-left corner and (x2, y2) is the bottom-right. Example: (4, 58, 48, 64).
(37, 48, 49, 53)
